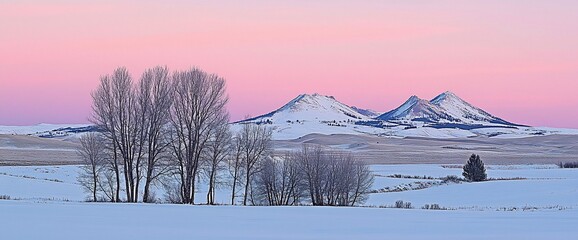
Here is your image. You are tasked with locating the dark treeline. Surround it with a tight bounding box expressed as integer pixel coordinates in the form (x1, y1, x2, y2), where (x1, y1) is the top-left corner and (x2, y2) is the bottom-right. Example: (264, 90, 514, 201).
(77, 66, 373, 206)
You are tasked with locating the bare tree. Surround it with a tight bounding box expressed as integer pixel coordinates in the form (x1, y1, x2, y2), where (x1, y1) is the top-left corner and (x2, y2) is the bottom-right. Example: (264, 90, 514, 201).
(77, 132, 107, 202)
(349, 160, 374, 206)
(203, 111, 231, 205)
(294, 145, 374, 206)
(169, 68, 229, 204)
(137, 66, 173, 203)
(91, 74, 121, 202)
(235, 123, 273, 205)
(91, 67, 141, 202)
(252, 153, 304, 206)
(229, 133, 245, 205)
(295, 145, 327, 206)
(98, 165, 119, 202)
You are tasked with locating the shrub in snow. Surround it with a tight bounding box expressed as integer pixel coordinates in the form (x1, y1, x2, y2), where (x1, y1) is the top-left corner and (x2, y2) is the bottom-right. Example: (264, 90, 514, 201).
(441, 175, 462, 183)
(462, 154, 487, 182)
(422, 204, 450, 210)
(557, 162, 578, 168)
(395, 200, 413, 209)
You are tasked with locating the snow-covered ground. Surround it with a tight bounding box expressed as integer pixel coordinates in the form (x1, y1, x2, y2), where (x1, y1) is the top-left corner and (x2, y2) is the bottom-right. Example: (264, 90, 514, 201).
(368, 164, 578, 210)
(1, 200, 577, 240)
(0, 166, 83, 201)
(1, 164, 578, 239)
(2, 164, 577, 209)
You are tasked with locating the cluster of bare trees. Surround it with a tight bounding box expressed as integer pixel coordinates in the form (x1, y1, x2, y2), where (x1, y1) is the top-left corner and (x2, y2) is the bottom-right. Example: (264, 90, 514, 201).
(252, 145, 374, 206)
(78, 66, 373, 206)
(79, 66, 241, 204)
(87, 66, 175, 203)
(229, 123, 273, 205)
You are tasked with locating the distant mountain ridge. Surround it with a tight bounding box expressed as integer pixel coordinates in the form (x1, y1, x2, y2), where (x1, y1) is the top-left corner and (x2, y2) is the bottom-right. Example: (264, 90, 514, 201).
(242, 91, 518, 127)
(4, 92, 574, 140)
(232, 91, 574, 140)
(377, 91, 519, 126)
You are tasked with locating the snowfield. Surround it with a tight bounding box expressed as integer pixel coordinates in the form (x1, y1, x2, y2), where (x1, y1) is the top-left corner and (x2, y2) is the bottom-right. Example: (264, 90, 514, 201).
(0, 166, 82, 201)
(368, 165, 578, 210)
(1, 201, 577, 240)
(1, 164, 578, 239)
(2, 164, 577, 208)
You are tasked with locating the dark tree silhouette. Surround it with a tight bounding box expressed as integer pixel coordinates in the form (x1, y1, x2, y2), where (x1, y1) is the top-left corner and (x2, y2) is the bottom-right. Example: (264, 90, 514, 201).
(462, 154, 487, 182)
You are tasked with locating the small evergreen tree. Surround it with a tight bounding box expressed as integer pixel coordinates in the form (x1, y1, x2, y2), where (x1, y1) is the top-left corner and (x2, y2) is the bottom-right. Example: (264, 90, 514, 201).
(462, 154, 487, 182)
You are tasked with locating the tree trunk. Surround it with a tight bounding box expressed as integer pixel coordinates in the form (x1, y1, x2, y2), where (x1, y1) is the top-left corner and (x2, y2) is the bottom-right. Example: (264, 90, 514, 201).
(243, 171, 250, 205)
(142, 167, 154, 202)
(231, 168, 238, 205)
(207, 168, 215, 205)
(92, 166, 98, 202)
(113, 150, 120, 202)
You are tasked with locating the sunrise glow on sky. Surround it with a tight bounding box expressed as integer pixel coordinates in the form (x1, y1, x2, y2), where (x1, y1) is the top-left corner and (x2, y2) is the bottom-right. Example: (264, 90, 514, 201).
(1, 1, 577, 128)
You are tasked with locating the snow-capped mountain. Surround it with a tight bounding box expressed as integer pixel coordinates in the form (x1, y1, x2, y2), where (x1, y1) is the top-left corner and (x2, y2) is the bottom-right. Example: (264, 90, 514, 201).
(377, 95, 459, 123)
(232, 92, 578, 140)
(239, 93, 369, 124)
(378, 91, 518, 126)
(234, 94, 385, 139)
(429, 91, 515, 125)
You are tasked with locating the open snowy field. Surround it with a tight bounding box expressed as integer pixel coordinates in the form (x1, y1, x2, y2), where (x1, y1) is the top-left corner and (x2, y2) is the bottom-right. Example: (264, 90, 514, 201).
(368, 164, 578, 210)
(1, 201, 577, 240)
(1, 164, 577, 239)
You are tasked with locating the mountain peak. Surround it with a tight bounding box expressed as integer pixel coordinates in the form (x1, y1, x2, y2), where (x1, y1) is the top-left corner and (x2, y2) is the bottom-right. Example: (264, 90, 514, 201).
(289, 93, 339, 108)
(405, 95, 426, 104)
(377, 95, 451, 122)
(377, 91, 519, 125)
(295, 93, 335, 101)
(429, 91, 516, 125)
(431, 91, 460, 104)
(239, 93, 368, 123)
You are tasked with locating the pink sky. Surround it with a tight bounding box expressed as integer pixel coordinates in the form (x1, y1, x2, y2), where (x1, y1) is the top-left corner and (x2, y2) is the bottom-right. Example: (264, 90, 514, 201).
(1, 1, 577, 128)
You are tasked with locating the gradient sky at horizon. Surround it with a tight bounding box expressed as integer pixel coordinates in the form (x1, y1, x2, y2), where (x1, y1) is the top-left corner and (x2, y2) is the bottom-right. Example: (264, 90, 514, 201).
(1, 1, 577, 128)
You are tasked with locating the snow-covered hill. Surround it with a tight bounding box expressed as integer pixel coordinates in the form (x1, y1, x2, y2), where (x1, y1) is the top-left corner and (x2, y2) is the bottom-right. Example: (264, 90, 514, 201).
(239, 93, 371, 124)
(234, 92, 578, 140)
(430, 91, 515, 125)
(0, 123, 96, 139)
(378, 91, 517, 126)
(377, 95, 459, 123)
(234, 94, 388, 139)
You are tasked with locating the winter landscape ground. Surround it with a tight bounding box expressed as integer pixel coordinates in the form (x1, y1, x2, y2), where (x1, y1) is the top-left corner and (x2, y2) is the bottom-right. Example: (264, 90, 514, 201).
(1, 122, 578, 239)
(1, 163, 578, 239)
